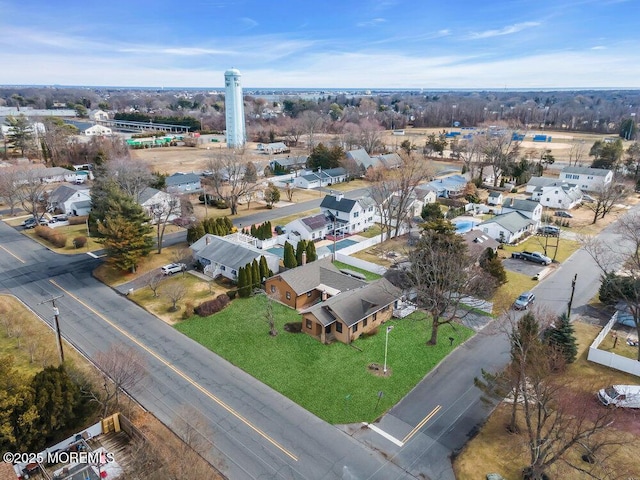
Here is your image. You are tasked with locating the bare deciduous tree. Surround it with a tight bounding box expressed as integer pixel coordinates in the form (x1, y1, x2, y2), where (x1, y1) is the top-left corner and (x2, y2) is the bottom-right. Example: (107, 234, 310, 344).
(206, 151, 260, 215)
(479, 131, 521, 187)
(16, 168, 48, 220)
(262, 294, 278, 336)
(582, 182, 626, 224)
(92, 344, 147, 417)
(358, 119, 384, 154)
(300, 111, 324, 153)
(0, 167, 21, 215)
(143, 271, 164, 298)
(149, 193, 181, 253)
(569, 140, 587, 167)
(107, 157, 154, 202)
(162, 282, 188, 312)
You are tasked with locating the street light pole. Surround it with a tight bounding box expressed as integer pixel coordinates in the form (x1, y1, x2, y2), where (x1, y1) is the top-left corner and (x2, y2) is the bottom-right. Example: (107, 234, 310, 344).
(383, 325, 394, 374)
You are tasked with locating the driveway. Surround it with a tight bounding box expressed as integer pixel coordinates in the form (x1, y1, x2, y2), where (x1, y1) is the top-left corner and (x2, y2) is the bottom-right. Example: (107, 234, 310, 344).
(502, 257, 549, 277)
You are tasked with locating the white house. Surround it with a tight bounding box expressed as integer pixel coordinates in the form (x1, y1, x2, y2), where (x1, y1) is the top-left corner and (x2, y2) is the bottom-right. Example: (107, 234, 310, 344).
(533, 181, 583, 210)
(320, 193, 376, 235)
(292, 168, 348, 189)
(190, 234, 280, 281)
(408, 185, 438, 218)
(138, 187, 180, 223)
(487, 191, 504, 206)
(559, 166, 613, 191)
(84, 124, 112, 136)
(346, 148, 382, 171)
(525, 176, 557, 194)
(90, 110, 109, 121)
(257, 142, 289, 154)
(47, 184, 92, 216)
(478, 212, 534, 244)
(285, 213, 331, 242)
(501, 198, 543, 228)
(166, 173, 202, 194)
(18, 167, 76, 184)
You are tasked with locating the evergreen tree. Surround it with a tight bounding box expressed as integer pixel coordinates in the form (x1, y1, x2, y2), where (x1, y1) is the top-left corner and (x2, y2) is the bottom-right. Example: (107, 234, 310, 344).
(296, 240, 307, 265)
(283, 241, 297, 268)
(238, 267, 249, 297)
(252, 259, 261, 288)
(251, 225, 257, 237)
(305, 241, 317, 262)
(479, 248, 507, 285)
(259, 256, 270, 281)
(187, 222, 205, 244)
(545, 313, 578, 364)
(98, 190, 153, 273)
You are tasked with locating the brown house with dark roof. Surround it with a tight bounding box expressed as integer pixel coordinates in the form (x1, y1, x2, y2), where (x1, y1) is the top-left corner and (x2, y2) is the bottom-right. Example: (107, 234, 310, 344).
(265, 257, 366, 309)
(300, 278, 402, 344)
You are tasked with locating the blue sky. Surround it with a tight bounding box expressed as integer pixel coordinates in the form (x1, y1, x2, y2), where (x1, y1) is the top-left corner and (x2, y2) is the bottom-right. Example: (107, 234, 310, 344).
(1, 0, 639, 89)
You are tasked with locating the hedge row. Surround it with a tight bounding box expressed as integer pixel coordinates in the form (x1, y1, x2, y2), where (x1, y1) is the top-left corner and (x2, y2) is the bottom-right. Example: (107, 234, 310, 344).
(68, 215, 88, 225)
(35, 226, 67, 248)
(195, 294, 230, 317)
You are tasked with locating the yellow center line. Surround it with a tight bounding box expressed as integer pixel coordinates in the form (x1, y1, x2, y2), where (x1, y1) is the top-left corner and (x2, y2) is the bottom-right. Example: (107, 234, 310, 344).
(49, 279, 298, 461)
(402, 405, 442, 444)
(0, 245, 25, 263)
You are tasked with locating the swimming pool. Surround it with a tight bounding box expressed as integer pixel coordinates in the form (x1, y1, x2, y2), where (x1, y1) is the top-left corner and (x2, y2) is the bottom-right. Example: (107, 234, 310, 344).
(327, 238, 358, 253)
(453, 219, 479, 234)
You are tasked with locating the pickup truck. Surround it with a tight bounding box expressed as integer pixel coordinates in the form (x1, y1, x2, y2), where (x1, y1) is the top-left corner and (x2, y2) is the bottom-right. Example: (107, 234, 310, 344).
(511, 251, 552, 265)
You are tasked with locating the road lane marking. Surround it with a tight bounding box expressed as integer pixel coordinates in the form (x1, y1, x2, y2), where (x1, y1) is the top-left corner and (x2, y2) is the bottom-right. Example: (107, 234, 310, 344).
(0, 244, 25, 263)
(49, 279, 298, 462)
(363, 423, 404, 447)
(402, 405, 442, 443)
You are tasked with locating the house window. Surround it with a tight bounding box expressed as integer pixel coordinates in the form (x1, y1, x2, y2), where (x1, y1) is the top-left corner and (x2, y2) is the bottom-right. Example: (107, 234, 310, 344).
(545, 198, 550, 202)
(336, 322, 343, 333)
(306, 319, 312, 329)
(220, 265, 226, 271)
(312, 233, 316, 239)
(373, 312, 377, 321)
(286, 292, 291, 300)
(558, 200, 561, 204)
(270, 285, 276, 293)
(307, 292, 312, 297)
(354, 211, 359, 218)
(382, 305, 390, 312)
(352, 324, 358, 333)
(231, 270, 237, 275)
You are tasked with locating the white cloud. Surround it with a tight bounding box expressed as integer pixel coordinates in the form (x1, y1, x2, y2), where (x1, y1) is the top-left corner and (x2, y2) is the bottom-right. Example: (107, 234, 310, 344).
(468, 22, 541, 40)
(356, 18, 387, 27)
(591, 45, 606, 50)
(240, 17, 259, 30)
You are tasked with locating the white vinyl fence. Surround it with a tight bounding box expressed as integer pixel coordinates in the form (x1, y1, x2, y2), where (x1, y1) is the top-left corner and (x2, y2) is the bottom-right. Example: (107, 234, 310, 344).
(587, 312, 640, 376)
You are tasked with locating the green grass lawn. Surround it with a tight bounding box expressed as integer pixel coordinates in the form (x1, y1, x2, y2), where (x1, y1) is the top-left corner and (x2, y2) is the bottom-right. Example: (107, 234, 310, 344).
(358, 224, 382, 239)
(175, 295, 474, 424)
(491, 270, 538, 315)
(332, 261, 382, 281)
(500, 236, 581, 263)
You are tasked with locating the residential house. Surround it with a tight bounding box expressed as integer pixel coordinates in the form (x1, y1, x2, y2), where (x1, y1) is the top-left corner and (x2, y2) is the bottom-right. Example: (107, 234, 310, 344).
(525, 176, 557, 194)
(166, 172, 202, 194)
(257, 142, 289, 154)
(376, 153, 402, 169)
(190, 234, 279, 281)
(501, 198, 543, 228)
(84, 125, 112, 136)
(424, 175, 467, 198)
(17, 166, 76, 184)
(346, 148, 382, 171)
(269, 156, 308, 173)
(138, 187, 180, 223)
(292, 167, 347, 189)
(320, 193, 376, 235)
(47, 184, 92, 216)
(461, 230, 500, 264)
(533, 181, 583, 210)
(90, 110, 109, 121)
(300, 278, 402, 344)
(266, 257, 366, 310)
(285, 213, 331, 242)
(487, 191, 503, 206)
(559, 166, 613, 191)
(405, 186, 437, 218)
(478, 211, 534, 243)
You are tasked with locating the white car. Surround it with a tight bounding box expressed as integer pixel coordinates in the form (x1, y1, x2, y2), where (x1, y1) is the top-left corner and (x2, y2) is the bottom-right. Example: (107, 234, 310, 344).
(161, 263, 186, 275)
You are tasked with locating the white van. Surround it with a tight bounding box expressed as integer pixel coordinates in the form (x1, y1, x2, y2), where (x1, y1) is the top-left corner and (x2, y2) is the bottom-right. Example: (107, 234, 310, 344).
(598, 385, 640, 408)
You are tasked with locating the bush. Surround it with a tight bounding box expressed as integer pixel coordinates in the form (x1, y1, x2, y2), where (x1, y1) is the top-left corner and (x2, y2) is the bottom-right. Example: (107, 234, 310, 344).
(35, 226, 67, 248)
(226, 290, 237, 300)
(182, 302, 195, 319)
(73, 236, 87, 248)
(284, 322, 303, 333)
(511, 187, 518, 193)
(195, 294, 231, 317)
(68, 215, 88, 225)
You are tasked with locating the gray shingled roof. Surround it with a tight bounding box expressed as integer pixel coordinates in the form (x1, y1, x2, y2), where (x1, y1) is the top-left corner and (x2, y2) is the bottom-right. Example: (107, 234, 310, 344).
(191, 235, 277, 271)
(377, 153, 402, 168)
(480, 211, 533, 233)
(48, 184, 89, 204)
(461, 230, 500, 260)
(138, 187, 161, 204)
(527, 176, 557, 188)
(502, 198, 539, 212)
(488, 191, 502, 198)
(323, 167, 347, 177)
(301, 278, 401, 327)
(320, 194, 357, 213)
(166, 172, 200, 186)
(273, 257, 366, 296)
(561, 166, 611, 176)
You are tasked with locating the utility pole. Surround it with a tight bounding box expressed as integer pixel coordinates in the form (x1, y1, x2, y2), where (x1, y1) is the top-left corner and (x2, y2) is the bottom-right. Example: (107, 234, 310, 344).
(39, 295, 65, 364)
(567, 274, 578, 319)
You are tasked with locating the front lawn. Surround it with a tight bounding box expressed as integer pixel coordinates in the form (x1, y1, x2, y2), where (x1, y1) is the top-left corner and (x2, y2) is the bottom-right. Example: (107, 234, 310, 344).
(491, 270, 538, 315)
(500, 236, 581, 263)
(175, 295, 474, 424)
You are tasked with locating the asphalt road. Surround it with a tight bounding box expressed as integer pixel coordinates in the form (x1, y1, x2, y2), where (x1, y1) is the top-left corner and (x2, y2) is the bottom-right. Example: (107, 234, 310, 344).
(0, 222, 412, 480)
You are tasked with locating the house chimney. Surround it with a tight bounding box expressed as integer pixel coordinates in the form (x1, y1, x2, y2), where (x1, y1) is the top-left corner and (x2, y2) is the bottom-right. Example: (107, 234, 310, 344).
(205, 236, 210, 245)
(510, 197, 515, 207)
(301, 251, 307, 265)
(336, 192, 344, 201)
(321, 290, 328, 301)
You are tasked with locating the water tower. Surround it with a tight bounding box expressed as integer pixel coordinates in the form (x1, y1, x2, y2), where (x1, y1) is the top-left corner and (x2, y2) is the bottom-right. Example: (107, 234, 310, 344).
(224, 68, 246, 148)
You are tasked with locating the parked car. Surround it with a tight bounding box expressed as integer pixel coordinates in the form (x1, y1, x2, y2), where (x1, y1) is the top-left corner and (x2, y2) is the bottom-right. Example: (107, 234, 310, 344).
(511, 251, 552, 265)
(598, 385, 640, 408)
(513, 291, 536, 310)
(161, 263, 187, 275)
(50, 214, 69, 223)
(582, 194, 596, 203)
(22, 217, 48, 229)
(537, 225, 560, 237)
(554, 210, 573, 218)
